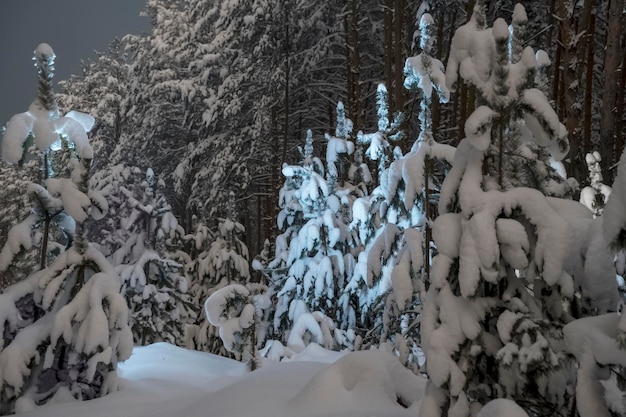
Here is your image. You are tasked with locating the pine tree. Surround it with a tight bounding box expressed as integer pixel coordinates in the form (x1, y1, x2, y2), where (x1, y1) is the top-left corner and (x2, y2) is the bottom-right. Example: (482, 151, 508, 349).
(268, 127, 356, 355)
(104, 167, 193, 346)
(0, 44, 131, 414)
(187, 192, 252, 354)
(419, 5, 602, 415)
(349, 12, 454, 370)
(0, 44, 77, 279)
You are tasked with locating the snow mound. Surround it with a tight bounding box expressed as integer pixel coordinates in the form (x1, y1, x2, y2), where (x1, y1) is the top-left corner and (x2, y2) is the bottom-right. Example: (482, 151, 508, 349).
(477, 399, 529, 417)
(12, 342, 429, 417)
(287, 349, 426, 415)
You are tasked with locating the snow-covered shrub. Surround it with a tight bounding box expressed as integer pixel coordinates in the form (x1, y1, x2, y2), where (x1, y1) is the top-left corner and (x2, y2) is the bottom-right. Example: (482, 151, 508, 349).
(205, 282, 272, 370)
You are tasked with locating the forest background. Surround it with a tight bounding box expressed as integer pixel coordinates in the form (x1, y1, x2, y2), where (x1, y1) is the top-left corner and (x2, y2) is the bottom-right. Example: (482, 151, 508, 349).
(0, 0, 626, 415)
(0, 0, 618, 264)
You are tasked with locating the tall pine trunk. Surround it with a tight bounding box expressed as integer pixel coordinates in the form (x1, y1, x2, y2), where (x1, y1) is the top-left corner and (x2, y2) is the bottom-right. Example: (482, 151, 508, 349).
(599, 0, 622, 180)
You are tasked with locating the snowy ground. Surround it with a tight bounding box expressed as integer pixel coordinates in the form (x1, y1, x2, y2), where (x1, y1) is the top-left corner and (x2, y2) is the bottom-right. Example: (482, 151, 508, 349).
(16, 343, 426, 417)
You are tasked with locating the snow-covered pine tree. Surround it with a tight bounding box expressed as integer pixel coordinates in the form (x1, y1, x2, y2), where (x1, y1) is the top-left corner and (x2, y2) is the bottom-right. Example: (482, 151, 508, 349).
(267, 127, 356, 357)
(419, 4, 610, 416)
(345, 86, 396, 347)
(0, 44, 77, 283)
(105, 167, 193, 346)
(0, 44, 132, 414)
(347, 12, 454, 371)
(187, 192, 252, 354)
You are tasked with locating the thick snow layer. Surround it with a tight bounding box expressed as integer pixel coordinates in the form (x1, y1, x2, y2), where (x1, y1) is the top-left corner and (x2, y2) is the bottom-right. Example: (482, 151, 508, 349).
(477, 399, 529, 417)
(14, 342, 427, 417)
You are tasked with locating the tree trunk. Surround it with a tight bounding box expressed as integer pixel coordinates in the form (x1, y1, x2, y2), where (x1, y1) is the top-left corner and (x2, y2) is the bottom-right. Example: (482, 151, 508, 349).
(552, 0, 563, 115)
(576, 0, 595, 160)
(283, 18, 291, 168)
(393, 0, 405, 112)
(583, 13, 596, 156)
(614, 12, 626, 163)
(559, 0, 585, 180)
(383, 0, 394, 110)
(40, 215, 51, 270)
(346, 0, 362, 130)
(599, 0, 622, 180)
(424, 156, 431, 290)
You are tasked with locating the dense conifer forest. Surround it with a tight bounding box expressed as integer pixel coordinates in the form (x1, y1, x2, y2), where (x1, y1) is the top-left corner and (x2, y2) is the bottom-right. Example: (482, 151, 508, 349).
(1, 1, 626, 416)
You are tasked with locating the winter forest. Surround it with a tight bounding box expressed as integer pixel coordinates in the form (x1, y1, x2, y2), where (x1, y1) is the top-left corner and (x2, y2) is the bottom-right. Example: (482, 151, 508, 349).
(1, 0, 626, 416)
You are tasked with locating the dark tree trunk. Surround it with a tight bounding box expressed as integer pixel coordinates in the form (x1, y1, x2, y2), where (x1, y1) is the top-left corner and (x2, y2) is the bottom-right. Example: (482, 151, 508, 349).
(599, 0, 622, 179)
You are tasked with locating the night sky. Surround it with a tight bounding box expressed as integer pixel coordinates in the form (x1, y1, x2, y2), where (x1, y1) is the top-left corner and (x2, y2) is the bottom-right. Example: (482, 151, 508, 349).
(0, 0, 150, 124)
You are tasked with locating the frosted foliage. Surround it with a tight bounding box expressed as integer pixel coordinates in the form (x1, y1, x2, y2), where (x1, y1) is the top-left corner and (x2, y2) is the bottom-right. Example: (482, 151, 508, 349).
(576, 219, 620, 312)
(282, 164, 329, 217)
(205, 284, 250, 327)
(404, 51, 449, 103)
(270, 124, 359, 352)
(2, 113, 34, 164)
(0, 247, 132, 413)
(2, 110, 94, 164)
(496, 218, 529, 269)
(465, 106, 498, 151)
(204, 283, 270, 365)
(445, 7, 493, 92)
(46, 178, 91, 222)
(391, 228, 423, 310)
(0, 214, 38, 272)
(433, 213, 462, 258)
(564, 314, 626, 416)
(106, 166, 193, 347)
(603, 148, 626, 250)
(287, 312, 333, 351)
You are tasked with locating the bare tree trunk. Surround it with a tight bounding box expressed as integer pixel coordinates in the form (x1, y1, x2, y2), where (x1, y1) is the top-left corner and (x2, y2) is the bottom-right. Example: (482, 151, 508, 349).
(383, 0, 394, 110)
(614, 18, 626, 163)
(424, 156, 431, 290)
(583, 13, 596, 156)
(266, 107, 279, 245)
(552, 0, 563, 115)
(599, 0, 622, 180)
(573, 0, 594, 176)
(559, 0, 585, 180)
(393, 0, 405, 110)
(282, 9, 291, 167)
(346, 0, 362, 130)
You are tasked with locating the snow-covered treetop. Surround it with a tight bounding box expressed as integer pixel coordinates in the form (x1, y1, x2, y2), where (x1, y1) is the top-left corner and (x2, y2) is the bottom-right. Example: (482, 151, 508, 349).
(376, 84, 389, 132)
(2, 44, 95, 164)
(297, 129, 316, 167)
(334, 101, 353, 140)
(512, 3, 528, 25)
(34, 43, 55, 69)
(419, 13, 435, 55)
(404, 15, 450, 107)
